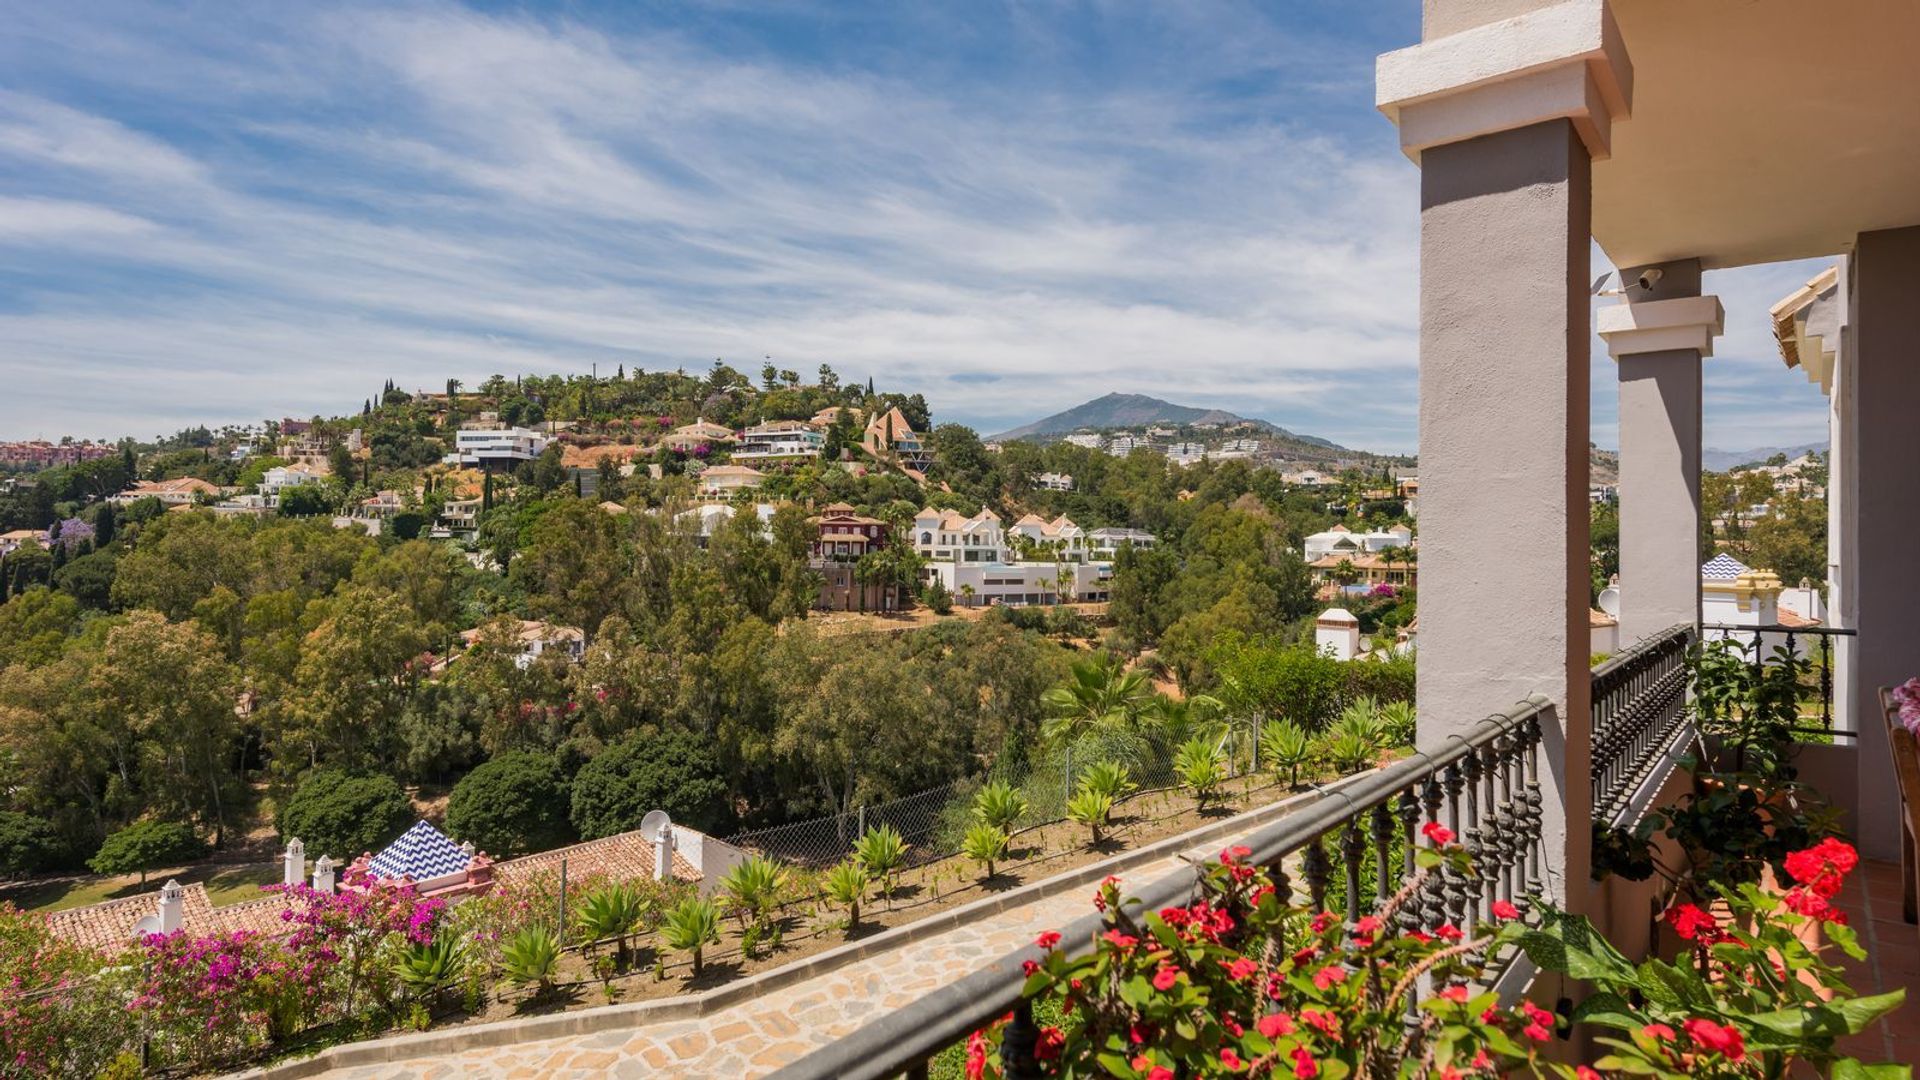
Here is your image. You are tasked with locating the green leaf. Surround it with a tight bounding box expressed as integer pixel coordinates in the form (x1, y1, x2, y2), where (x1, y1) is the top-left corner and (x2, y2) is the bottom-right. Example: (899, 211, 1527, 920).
(1832, 1059, 1914, 1080)
(1570, 990, 1639, 1028)
(1512, 912, 1636, 982)
(1828, 920, 1867, 961)
(1746, 989, 1906, 1038)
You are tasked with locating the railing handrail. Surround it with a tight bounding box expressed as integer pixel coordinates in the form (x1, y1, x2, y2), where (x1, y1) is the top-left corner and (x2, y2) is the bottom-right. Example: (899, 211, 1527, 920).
(1590, 622, 1693, 681)
(1700, 622, 1856, 636)
(764, 696, 1552, 1080)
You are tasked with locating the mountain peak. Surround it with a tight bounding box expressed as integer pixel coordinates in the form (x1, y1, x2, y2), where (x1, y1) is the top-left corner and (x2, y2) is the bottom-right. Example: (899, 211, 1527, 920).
(986, 394, 1343, 452)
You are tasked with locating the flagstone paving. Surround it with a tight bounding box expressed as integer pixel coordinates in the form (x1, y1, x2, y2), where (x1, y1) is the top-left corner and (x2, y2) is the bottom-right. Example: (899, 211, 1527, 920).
(322, 851, 1195, 1079)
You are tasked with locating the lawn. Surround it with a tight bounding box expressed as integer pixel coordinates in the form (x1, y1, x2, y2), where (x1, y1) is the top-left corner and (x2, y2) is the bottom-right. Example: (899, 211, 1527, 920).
(0, 858, 283, 913)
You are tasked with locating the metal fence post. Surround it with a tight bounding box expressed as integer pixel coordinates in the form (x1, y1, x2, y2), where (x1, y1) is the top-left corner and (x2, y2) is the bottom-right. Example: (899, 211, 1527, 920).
(1063, 747, 1072, 801)
(857, 804, 866, 839)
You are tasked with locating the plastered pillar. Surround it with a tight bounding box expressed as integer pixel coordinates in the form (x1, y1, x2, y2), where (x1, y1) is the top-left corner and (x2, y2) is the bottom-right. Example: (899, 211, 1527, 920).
(1597, 261, 1721, 645)
(1847, 226, 1920, 861)
(1379, 0, 1632, 914)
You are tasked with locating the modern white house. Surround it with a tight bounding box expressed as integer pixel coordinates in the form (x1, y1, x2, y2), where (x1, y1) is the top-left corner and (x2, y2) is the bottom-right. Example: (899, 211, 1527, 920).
(732, 421, 824, 462)
(1061, 433, 1104, 450)
(1087, 527, 1158, 560)
(660, 419, 737, 452)
(1303, 523, 1413, 562)
(674, 501, 776, 545)
(1164, 441, 1208, 467)
(1035, 471, 1074, 492)
(449, 427, 549, 467)
(1105, 435, 1143, 457)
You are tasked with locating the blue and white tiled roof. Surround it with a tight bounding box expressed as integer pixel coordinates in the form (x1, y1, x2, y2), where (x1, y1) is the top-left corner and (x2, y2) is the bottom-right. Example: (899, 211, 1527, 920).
(367, 820, 472, 882)
(1701, 553, 1752, 580)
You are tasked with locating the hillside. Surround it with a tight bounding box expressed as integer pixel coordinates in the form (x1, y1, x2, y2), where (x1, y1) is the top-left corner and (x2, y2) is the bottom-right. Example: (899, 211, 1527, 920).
(1702, 440, 1826, 473)
(987, 392, 1344, 451)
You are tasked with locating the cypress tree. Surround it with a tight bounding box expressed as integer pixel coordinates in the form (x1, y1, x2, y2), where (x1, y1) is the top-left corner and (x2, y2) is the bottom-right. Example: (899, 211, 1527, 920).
(482, 472, 494, 513)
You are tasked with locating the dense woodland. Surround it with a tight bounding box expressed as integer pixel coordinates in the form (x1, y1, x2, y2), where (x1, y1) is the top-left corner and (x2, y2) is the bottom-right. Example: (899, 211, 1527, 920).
(0, 365, 1422, 879)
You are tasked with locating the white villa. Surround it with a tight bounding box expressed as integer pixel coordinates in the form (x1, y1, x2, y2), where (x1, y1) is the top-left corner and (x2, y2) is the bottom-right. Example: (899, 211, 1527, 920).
(1303, 523, 1414, 562)
(1087, 527, 1158, 560)
(697, 464, 767, 496)
(1036, 471, 1074, 492)
(912, 507, 1006, 563)
(733, 421, 824, 462)
(660, 418, 736, 452)
(448, 427, 549, 468)
(1062, 433, 1104, 450)
(913, 506, 1149, 606)
(1008, 513, 1087, 562)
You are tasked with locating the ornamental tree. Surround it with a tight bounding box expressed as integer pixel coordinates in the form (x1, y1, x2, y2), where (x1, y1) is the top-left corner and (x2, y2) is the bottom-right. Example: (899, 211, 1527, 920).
(569, 730, 734, 839)
(87, 820, 205, 886)
(445, 751, 575, 857)
(276, 769, 413, 860)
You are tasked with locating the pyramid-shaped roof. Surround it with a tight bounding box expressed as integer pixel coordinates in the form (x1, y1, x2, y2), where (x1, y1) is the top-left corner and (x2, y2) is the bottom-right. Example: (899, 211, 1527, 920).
(368, 820, 472, 882)
(1701, 553, 1752, 580)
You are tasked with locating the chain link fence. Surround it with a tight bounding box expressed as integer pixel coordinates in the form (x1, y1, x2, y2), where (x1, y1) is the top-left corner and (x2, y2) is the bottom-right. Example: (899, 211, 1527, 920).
(723, 723, 1261, 871)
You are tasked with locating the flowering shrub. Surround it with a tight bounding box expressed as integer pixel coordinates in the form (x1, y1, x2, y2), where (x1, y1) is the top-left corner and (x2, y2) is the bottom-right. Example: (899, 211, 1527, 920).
(1892, 676, 1920, 735)
(0, 904, 138, 1079)
(965, 833, 1554, 1079)
(1507, 838, 1907, 1079)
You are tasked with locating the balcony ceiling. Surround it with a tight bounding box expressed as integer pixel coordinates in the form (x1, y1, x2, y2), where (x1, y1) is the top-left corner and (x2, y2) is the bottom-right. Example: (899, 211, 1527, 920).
(1595, 0, 1920, 270)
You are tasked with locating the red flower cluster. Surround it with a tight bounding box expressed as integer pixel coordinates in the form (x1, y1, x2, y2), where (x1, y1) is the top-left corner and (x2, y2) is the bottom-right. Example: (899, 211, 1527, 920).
(1682, 1017, 1745, 1061)
(1664, 903, 1728, 943)
(1784, 837, 1857, 898)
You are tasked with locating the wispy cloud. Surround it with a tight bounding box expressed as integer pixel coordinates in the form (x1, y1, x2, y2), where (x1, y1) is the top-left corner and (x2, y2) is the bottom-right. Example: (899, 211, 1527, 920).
(0, 1, 1827, 454)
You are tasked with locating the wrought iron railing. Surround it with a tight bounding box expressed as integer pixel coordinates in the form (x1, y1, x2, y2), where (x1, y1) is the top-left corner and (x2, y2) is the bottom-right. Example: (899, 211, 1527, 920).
(1701, 623, 1856, 739)
(1589, 624, 1694, 824)
(764, 698, 1551, 1080)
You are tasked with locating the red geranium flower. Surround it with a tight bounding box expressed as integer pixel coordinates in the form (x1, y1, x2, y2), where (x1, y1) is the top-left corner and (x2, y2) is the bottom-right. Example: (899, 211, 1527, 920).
(1665, 903, 1720, 941)
(1422, 822, 1456, 845)
(1491, 899, 1520, 920)
(1683, 1018, 1745, 1061)
(1034, 930, 1061, 950)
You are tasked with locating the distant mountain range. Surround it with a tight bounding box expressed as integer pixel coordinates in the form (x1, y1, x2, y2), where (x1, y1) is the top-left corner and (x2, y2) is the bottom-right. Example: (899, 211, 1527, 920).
(1701, 440, 1826, 473)
(987, 393, 1346, 452)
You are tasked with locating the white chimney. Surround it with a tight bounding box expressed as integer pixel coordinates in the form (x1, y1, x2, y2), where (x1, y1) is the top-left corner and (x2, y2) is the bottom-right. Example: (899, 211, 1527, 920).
(283, 838, 305, 887)
(157, 880, 184, 933)
(1314, 608, 1362, 662)
(654, 823, 673, 882)
(312, 856, 337, 895)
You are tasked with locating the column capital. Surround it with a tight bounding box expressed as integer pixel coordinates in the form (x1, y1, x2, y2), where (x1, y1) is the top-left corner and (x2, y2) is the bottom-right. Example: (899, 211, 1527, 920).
(1377, 0, 1632, 163)
(1597, 295, 1725, 360)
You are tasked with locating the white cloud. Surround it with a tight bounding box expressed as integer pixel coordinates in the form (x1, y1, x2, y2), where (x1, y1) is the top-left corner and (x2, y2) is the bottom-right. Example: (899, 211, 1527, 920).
(0, 3, 1828, 455)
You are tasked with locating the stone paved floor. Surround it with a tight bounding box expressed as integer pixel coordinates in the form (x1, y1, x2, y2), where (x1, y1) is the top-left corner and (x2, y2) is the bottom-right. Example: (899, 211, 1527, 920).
(324, 852, 1193, 1079)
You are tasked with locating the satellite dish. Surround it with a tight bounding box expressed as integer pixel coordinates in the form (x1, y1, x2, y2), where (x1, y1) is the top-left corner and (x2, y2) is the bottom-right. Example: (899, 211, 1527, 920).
(640, 809, 673, 841)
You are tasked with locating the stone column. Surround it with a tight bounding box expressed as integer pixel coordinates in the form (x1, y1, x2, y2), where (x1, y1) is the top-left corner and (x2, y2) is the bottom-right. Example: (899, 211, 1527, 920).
(1378, 0, 1632, 912)
(1847, 225, 1920, 861)
(1596, 262, 1723, 645)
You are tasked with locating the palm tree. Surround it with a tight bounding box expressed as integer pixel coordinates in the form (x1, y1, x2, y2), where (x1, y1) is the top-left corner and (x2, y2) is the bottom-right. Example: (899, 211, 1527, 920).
(959, 583, 977, 608)
(1332, 558, 1360, 592)
(1041, 655, 1157, 746)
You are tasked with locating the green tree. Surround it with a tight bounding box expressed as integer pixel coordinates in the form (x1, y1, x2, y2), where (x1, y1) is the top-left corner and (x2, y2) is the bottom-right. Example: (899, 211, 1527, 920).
(445, 751, 576, 857)
(277, 587, 430, 771)
(0, 811, 65, 876)
(276, 770, 414, 861)
(569, 730, 734, 839)
(87, 820, 205, 886)
(1040, 655, 1156, 746)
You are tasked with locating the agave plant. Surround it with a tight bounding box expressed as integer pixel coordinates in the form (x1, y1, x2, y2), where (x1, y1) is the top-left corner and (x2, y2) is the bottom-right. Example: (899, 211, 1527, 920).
(1173, 736, 1227, 808)
(719, 855, 789, 935)
(660, 896, 722, 977)
(961, 822, 1010, 880)
(823, 859, 870, 933)
(1261, 720, 1315, 788)
(854, 824, 907, 908)
(1378, 699, 1417, 747)
(500, 925, 561, 995)
(575, 882, 650, 967)
(1078, 760, 1136, 801)
(971, 780, 1028, 835)
(1065, 787, 1115, 846)
(1323, 729, 1378, 775)
(1334, 698, 1387, 749)
(393, 937, 466, 1007)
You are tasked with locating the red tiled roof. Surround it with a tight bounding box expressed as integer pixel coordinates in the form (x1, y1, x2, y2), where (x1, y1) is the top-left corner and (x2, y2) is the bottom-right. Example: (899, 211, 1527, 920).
(43, 882, 216, 951)
(494, 829, 700, 885)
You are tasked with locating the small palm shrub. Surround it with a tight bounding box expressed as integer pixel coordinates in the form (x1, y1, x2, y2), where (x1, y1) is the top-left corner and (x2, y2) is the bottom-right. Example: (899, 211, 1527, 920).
(719, 855, 788, 935)
(1173, 736, 1227, 808)
(1078, 761, 1135, 801)
(971, 780, 1028, 835)
(823, 859, 870, 933)
(500, 925, 561, 995)
(660, 896, 722, 977)
(575, 882, 650, 967)
(1066, 788, 1115, 845)
(393, 937, 466, 1007)
(1379, 699, 1417, 747)
(1261, 720, 1315, 787)
(961, 823, 1010, 880)
(854, 824, 907, 907)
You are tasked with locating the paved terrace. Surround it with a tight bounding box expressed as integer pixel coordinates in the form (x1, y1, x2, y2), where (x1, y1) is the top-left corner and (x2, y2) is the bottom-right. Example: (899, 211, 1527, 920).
(322, 849, 1189, 1079)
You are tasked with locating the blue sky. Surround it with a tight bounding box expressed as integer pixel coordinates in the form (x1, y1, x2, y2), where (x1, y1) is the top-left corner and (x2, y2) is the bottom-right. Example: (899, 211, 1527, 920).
(0, 1, 1832, 454)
